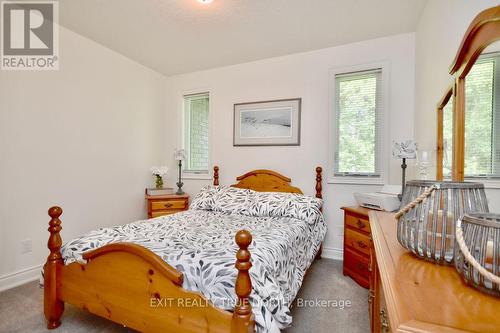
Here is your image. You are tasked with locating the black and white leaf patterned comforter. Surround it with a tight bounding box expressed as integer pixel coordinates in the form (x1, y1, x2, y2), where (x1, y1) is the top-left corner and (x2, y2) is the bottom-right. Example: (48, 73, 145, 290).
(58, 186, 327, 333)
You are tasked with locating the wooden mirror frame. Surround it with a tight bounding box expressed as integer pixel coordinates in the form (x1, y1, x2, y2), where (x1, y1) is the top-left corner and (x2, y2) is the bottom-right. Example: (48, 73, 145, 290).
(436, 85, 454, 180)
(448, 6, 500, 181)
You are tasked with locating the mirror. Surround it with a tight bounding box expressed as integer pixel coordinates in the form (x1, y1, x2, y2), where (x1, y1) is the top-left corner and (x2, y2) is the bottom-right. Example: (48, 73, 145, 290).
(463, 41, 500, 179)
(436, 86, 454, 180)
(448, 6, 500, 181)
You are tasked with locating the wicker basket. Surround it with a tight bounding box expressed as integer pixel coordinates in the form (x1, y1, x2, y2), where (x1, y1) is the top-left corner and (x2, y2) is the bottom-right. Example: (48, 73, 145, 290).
(396, 180, 488, 264)
(455, 213, 500, 296)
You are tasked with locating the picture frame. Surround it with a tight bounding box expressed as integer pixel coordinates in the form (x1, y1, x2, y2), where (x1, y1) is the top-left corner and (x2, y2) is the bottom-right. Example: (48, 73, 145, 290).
(233, 98, 301, 146)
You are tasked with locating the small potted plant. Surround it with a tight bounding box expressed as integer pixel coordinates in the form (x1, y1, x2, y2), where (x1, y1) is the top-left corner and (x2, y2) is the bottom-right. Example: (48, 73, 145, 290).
(150, 166, 168, 189)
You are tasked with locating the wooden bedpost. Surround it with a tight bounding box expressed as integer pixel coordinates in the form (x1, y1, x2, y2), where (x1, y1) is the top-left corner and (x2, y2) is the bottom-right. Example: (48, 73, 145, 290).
(232, 230, 255, 333)
(44, 206, 65, 329)
(315, 167, 323, 260)
(315, 166, 322, 199)
(214, 165, 219, 186)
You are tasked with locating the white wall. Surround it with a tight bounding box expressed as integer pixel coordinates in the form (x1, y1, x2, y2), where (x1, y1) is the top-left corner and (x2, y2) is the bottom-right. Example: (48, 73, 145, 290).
(163, 33, 416, 258)
(4, 1, 496, 292)
(414, 0, 500, 208)
(0, 25, 166, 290)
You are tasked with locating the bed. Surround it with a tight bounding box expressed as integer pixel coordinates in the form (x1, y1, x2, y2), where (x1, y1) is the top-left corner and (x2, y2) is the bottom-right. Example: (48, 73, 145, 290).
(43, 166, 326, 333)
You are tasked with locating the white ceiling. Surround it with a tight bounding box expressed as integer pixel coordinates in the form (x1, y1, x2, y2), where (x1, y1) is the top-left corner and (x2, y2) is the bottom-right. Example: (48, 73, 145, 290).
(59, 0, 428, 76)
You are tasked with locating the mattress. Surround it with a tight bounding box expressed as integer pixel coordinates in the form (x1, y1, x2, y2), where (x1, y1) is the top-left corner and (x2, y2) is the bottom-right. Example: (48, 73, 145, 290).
(59, 208, 326, 333)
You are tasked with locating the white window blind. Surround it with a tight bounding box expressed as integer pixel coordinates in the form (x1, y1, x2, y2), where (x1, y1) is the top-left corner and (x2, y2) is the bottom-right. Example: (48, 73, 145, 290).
(333, 69, 383, 177)
(443, 100, 453, 177)
(183, 93, 209, 174)
(463, 54, 500, 178)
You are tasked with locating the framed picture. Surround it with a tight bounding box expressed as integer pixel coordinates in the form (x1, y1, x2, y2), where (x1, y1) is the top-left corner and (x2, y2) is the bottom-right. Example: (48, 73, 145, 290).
(233, 98, 301, 146)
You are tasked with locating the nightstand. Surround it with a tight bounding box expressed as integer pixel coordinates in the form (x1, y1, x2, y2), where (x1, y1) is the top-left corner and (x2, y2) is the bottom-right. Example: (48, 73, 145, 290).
(145, 193, 189, 218)
(341, 206, 372, 289)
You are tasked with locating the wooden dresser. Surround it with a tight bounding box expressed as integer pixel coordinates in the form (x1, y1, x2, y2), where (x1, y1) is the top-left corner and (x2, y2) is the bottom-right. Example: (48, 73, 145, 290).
(369, 211, 500, 333)
(342, 206, 372, 288)
(145, 193, 189, 218)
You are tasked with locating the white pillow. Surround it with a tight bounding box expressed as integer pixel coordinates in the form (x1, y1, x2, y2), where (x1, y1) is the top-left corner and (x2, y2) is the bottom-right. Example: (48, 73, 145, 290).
(248, 191, 323, 224)
(190, 185, 220, 211)
(212, 186, 254, 215)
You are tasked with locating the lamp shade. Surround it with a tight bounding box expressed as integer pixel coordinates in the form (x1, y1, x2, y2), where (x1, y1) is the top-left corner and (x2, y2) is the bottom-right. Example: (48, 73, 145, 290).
(392, 140, 417, 159)
(174, 149, 186, 161)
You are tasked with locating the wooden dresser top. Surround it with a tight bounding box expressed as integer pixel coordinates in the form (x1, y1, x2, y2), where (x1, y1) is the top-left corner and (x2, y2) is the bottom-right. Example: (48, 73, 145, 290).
(341, 205, 372, 217)
(145, 193, 189, 200)
(369, 211, 500, 333)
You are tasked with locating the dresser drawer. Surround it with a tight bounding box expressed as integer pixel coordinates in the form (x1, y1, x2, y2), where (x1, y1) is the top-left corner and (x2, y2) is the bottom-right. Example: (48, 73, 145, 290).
(151, 199, 187, 210)
(377, 273, 391, 333)
(345, 228, 371, 256)
(342, 206, 371, 289)
(146, 193, 189, 219)
(344, 247, 370, 288)
(345, 214, 371, 233)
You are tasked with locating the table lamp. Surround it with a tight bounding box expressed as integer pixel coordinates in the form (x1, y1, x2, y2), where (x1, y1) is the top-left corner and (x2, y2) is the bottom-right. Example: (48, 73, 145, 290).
(392, 140, 417, 200)
(174, 149, 186, 195)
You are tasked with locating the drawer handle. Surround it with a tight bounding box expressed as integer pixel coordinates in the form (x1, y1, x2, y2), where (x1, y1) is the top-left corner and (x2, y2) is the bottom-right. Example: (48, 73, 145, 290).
(380, 308, 390, 332)
(368, 290, 375, 303)
(357, 240, 368, 249)
(164, 203, 173, 208)
(356, 220, 366, 229)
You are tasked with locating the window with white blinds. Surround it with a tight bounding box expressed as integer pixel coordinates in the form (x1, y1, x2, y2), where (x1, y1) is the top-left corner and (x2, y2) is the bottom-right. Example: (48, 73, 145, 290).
(333, 69, 383, 177)
(183, 93, 210, 174)
(463, 54, 500, 178)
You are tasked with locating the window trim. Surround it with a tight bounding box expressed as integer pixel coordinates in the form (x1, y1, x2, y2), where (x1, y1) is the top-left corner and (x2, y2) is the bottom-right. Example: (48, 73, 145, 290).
(327, 62, 390, 185)
(180, 90, 212, 180)
(441, 174, 500, 188)
(475, 179, 500, 189)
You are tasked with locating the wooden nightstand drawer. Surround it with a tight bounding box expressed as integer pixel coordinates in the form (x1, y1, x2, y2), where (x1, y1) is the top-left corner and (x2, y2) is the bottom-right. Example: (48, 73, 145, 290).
(344, 247, 370, 288)
(342, 206, 372, 289)
(151, 199, 187, 210)
(345, 214, 371, 233)
(145, 193, 189, 219)
(345, 228, 371, 256)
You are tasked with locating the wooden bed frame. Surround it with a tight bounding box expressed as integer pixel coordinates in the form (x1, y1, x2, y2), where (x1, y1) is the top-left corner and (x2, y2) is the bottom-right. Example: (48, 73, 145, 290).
(44, 166, 323, 332)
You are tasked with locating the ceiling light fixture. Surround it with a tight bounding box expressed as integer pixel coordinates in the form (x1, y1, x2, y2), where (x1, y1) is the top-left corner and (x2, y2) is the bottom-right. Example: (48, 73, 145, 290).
(197, 0, 213, 4)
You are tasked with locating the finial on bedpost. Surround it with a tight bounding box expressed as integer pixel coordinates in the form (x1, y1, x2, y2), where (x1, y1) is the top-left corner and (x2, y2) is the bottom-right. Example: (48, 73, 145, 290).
(213, 166, 219, 186)
(315, 166, 322, 199)
(232, 230, 255, 333)
(44, 206, 65, 329)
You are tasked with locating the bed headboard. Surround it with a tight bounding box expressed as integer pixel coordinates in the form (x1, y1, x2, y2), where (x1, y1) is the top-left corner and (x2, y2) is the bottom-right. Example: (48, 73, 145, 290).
(212, 166, 322, 198)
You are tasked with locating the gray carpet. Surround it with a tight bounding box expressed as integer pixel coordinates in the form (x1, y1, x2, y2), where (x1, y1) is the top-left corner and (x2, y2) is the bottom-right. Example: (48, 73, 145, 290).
(0, 259, 369, 333)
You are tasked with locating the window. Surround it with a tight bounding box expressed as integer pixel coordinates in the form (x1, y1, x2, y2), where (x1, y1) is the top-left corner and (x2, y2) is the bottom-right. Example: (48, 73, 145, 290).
(332, 68, 383, 178)
(183, 92, 210, 174)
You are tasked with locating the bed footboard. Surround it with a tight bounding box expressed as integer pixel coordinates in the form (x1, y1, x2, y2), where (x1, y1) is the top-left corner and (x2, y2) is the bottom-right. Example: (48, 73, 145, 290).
(44, 207, 255, 333)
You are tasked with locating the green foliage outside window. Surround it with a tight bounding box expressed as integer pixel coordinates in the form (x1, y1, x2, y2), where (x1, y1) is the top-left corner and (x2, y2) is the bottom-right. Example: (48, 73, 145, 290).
(335, 72, 379, 176)
(443, 55, 499, 178)
(464, 60, 494, 176)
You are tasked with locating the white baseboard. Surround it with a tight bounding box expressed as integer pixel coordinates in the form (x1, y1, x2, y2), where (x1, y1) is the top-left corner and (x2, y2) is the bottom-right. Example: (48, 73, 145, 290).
(321, 246, 343, 260)
(0, 264, 43, 292)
